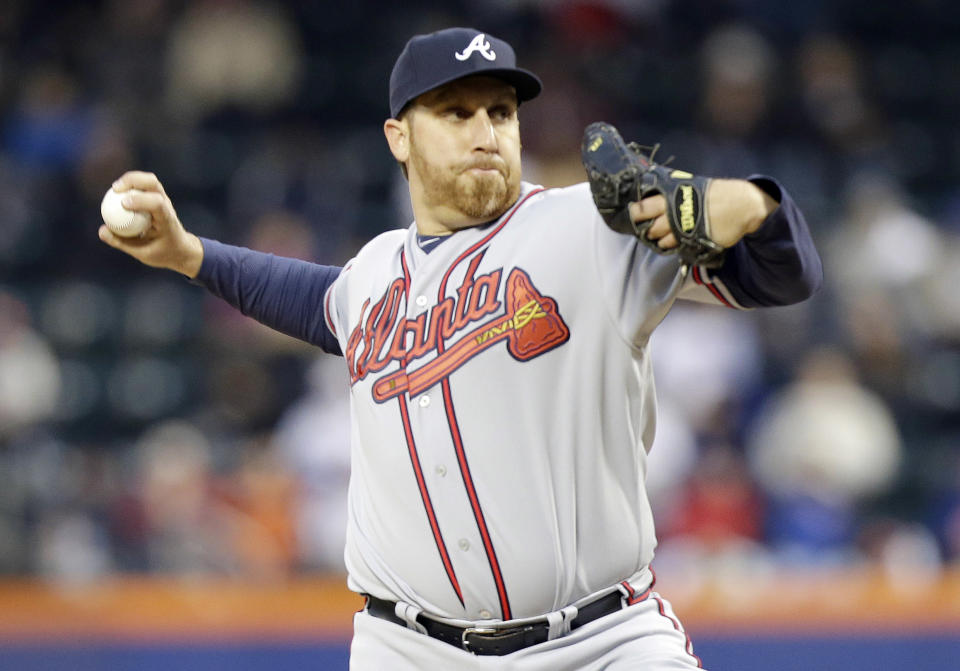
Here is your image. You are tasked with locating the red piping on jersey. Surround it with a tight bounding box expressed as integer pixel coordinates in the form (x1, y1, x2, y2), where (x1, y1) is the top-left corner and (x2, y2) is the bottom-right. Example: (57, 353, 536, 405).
(397, 395, 464, 606)
(432, 188, 543, 620)
(621, 569, 700, 666)
(440, 379, 509, 614)
(400, 250, 412, 301)
(324, 285, 338, 338)
(653, 594, 703, 668)
(325, 260, 355, 337)
(692, 265, 733, 308)
(399, 250, 413, 364)
(395, 249, 464, 606)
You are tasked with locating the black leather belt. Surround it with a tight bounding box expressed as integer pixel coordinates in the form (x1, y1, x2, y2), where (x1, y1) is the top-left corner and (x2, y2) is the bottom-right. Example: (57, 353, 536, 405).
(364, 590, 626, 656)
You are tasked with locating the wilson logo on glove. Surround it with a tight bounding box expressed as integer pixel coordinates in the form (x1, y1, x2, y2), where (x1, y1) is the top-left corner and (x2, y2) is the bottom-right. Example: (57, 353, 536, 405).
(677, 185, 698, 233)
(581, 122, 725, 269)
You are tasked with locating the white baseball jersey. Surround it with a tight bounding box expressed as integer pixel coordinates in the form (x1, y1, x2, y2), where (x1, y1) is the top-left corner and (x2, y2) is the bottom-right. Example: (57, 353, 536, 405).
(322, 181, 737, 622)
(195, 172, 818, 668)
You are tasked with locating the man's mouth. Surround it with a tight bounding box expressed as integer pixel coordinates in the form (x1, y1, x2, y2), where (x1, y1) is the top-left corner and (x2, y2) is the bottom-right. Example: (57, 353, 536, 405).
(464, 163, 504, 176)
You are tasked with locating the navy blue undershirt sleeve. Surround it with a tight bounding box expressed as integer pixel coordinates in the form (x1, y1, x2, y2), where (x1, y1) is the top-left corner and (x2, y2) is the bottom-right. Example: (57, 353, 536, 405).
(713, 176, 823, 308)
(194, 238, 343, 355)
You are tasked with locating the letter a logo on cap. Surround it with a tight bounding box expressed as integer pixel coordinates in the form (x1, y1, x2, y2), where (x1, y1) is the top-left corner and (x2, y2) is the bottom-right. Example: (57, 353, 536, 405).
(455, 33, 496, 61)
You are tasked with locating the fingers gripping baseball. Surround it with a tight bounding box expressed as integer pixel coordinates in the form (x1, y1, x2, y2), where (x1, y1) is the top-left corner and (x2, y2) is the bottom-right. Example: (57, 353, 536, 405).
(98, 171, 204, 278)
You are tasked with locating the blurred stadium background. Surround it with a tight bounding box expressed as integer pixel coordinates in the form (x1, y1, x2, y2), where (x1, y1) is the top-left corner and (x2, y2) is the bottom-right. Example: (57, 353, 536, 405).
(1, 0, 959, 669)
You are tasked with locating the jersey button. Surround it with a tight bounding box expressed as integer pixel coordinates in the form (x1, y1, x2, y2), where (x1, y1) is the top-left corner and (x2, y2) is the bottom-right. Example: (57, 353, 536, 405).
(458, 539, 470, 551)
(435, 465, 447, 477)
(418, 395, 430, 408)
(416, 295, 428, 307)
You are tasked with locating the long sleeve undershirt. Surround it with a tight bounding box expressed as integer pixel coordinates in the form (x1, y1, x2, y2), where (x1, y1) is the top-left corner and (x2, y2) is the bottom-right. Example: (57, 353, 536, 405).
(192, 177, 821, 354)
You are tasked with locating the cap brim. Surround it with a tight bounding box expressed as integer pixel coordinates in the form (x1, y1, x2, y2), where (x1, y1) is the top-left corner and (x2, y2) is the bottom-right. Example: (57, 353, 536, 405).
(393, 68, 543, 118)
(482, 68, 543, 104)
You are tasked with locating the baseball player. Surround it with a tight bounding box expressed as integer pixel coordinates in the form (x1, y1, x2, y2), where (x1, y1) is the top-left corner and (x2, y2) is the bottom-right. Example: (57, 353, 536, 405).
(100, 27, 821, 670)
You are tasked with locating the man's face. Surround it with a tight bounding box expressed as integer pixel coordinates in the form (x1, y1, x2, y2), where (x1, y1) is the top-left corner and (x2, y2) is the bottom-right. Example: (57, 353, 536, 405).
(404, 76, 522, 228)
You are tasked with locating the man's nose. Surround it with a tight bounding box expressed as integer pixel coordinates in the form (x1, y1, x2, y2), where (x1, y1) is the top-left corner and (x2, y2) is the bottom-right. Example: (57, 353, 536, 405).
(469, 110, 498, 151)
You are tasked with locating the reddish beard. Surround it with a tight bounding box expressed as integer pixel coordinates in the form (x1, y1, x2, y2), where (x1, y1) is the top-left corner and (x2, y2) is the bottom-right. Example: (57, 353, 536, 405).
(410, 149, 520, 223)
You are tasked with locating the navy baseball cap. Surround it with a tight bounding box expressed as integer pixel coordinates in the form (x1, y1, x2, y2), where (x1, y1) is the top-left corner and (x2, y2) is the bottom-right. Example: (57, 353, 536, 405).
(389, 27, 542, 118)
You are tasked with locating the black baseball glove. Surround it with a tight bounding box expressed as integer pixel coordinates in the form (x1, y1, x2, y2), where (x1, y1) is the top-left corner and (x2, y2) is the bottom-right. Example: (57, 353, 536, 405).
(581, 121, 726, 269)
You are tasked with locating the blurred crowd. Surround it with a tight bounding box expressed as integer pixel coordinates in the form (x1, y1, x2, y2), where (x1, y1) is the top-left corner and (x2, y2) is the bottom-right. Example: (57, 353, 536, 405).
(2, 0, 960, 586)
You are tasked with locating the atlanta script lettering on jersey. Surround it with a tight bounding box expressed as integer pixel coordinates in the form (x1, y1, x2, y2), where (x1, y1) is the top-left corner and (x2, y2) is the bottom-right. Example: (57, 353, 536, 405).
(344, 251, 570, 402)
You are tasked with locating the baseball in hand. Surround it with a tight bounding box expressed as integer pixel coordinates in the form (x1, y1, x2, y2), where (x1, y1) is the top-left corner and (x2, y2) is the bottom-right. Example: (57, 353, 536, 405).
(100, 187, 151, 238)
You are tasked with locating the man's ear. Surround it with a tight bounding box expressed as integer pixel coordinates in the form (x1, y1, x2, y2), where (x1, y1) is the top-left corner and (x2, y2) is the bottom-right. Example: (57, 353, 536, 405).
(384, 117, 410, 163)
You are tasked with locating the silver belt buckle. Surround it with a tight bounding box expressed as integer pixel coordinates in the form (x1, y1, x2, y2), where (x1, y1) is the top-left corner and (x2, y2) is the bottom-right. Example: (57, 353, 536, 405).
(461, 626, 499, 653)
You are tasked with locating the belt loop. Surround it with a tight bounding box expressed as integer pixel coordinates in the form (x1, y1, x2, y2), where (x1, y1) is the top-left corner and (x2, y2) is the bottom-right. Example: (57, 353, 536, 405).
(546, 605, 579, 641)
(395, 601, 428, 635)
(615, 581, 633, 607)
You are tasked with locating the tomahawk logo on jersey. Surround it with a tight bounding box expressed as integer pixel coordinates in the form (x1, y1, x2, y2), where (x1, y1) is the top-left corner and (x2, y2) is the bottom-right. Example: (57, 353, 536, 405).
(343, 249, 569, 403)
